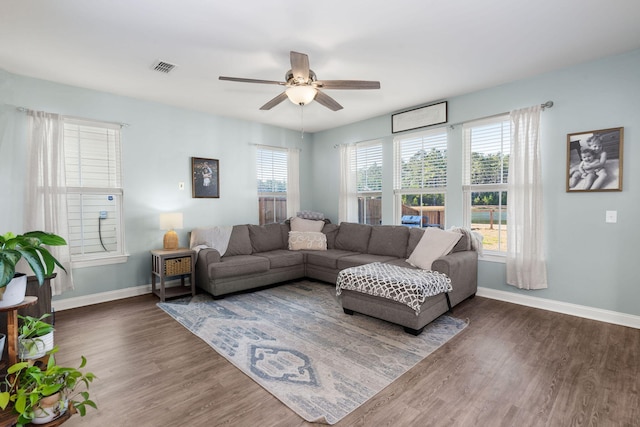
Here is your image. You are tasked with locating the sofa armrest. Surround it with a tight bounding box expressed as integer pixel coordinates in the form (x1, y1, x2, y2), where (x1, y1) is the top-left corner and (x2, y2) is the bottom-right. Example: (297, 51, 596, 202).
(432, 250, 478, 306)
(195, 248, 221, 289)
(198, 248, 221, 264)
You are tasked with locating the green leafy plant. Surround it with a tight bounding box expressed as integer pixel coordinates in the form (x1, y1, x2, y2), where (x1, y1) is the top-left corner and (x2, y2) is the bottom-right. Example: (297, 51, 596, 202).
(18, 314, 54, 340)
(0, 231, 67, 288)
(18, 314, 55, 358)
(0, 347, 97, 425)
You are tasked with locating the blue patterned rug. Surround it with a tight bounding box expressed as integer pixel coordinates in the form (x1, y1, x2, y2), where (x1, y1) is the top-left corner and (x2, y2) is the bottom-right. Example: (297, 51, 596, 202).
(157, 281, 467, 424)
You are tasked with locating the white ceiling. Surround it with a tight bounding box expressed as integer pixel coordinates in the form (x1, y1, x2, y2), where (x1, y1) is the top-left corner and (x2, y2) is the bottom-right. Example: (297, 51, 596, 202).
(2, 0, 640, 133)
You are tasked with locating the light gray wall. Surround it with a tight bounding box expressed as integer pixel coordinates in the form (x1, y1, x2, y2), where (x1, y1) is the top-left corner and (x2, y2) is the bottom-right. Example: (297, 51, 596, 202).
(2, 49, 638, 317)
(311, 49, 640, 316)
(0, 70, 312, 300)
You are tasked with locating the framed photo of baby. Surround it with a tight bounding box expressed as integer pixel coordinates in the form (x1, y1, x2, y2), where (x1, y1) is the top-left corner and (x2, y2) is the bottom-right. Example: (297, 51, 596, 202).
(566, 127, 623, 192)
(192, 157, 220, 198)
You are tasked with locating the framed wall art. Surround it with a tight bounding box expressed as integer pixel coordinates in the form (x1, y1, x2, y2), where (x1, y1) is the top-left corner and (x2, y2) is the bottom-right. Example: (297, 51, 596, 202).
(566, 127, 623, 192)
(192, 157, 219, 198)
(391, 101, 447, 133)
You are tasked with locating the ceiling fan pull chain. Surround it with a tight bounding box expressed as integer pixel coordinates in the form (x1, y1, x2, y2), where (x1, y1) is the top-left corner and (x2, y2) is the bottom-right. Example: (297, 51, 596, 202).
(300, 105, 304, 140)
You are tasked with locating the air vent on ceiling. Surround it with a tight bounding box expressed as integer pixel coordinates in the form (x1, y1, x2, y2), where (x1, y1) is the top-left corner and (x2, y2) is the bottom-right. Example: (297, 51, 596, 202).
(151, 60, 177, 74)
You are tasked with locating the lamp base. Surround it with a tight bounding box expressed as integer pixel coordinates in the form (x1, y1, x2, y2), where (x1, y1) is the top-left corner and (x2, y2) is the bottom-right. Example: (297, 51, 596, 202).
(163, 230, 179, 250)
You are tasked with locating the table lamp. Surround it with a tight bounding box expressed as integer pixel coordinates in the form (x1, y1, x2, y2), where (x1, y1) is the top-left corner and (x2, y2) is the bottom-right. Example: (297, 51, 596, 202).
(159, 212, 183, 250)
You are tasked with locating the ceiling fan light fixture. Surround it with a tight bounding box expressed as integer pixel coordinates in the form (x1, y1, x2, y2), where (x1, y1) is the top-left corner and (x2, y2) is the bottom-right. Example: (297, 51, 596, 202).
(285, 85, 317, 106)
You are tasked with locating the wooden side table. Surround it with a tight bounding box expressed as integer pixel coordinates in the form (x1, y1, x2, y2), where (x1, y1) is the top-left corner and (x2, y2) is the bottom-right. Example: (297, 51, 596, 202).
(150, 249, 196, 302)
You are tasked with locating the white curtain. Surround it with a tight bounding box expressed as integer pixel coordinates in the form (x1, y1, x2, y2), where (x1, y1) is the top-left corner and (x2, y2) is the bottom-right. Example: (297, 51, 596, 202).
(338, 144, 358, 223)
(25, 111, 74, 295)
(506, 105, 547, 289)
(286, 148, 301, 218)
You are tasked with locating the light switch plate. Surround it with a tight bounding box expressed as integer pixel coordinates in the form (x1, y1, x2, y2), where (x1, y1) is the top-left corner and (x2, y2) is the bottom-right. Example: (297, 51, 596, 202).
(605, 210, 617, 223)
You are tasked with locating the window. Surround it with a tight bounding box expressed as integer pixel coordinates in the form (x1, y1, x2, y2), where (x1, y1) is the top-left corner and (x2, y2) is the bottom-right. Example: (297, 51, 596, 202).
(393, 129, 447, 228)
(354, 141, 382, 225)
(63, 118, 126, 266)
(462, 115, 510, 254)
(257, 146, 288, 224)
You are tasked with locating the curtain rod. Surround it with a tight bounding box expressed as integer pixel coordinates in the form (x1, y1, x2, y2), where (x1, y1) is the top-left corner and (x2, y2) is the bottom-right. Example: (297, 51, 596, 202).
(15, 106, 130, 127)
(447, 100, 553, 129)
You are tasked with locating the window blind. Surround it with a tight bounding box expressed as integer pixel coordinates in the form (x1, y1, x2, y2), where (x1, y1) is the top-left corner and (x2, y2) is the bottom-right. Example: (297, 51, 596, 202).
(353, 141, 382, 192)
(394, 129, 447, 191)
(257, 146, 288, 194)
(63, 119, 124, 257)
(463, 116, 510, 186)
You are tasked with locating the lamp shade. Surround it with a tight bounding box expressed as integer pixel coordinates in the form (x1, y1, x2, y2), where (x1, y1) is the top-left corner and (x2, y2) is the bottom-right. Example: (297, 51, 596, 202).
(159, 212, 183, 231)
(286, 85, 317, 106)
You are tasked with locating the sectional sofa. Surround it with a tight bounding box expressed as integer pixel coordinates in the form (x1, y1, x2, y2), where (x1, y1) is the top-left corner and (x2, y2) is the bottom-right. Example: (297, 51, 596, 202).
(192, 220, 478, 333)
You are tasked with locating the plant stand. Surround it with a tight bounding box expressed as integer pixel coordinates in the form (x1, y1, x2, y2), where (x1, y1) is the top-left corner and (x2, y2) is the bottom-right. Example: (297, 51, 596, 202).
(0, 296, 73, 426)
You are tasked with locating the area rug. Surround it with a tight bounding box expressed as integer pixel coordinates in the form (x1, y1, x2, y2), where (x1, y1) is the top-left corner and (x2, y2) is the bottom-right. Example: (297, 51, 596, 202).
(157, 281, 467, 424)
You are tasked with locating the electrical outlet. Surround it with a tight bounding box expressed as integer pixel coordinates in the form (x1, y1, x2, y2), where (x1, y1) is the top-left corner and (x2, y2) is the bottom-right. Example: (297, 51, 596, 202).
(605, 210, 617, 223)
(178, 182, 185, 190)
(99, 211, 107, 219)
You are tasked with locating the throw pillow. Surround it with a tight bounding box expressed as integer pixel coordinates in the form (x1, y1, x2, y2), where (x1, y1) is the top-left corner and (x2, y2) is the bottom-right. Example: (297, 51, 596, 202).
(288, 231, 327, 251)
(290, 216, 325, 232)
(406, 227, 462, 270)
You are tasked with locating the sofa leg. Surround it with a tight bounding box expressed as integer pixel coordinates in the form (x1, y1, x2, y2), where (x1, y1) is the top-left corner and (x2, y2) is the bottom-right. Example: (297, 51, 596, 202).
(468, 293, 476, 299)
(343, 308, 354, 315)
(403, 326, 425, 336)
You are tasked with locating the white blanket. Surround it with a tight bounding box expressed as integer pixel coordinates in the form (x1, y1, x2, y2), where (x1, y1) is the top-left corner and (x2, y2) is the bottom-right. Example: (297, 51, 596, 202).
(190, 226, 233, 257)
(448, 226, 484, 256)
(336, 262, 452, 315)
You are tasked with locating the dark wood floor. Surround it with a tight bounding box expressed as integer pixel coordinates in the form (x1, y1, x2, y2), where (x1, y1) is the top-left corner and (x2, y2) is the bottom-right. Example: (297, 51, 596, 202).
(54, 283, 640, 427)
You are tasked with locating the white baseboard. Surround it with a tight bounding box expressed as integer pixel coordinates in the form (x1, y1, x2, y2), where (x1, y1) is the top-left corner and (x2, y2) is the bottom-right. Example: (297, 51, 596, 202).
(477, 286, 640, 329)
(52, 285, 152, 312)
(51, 280, 183, 312)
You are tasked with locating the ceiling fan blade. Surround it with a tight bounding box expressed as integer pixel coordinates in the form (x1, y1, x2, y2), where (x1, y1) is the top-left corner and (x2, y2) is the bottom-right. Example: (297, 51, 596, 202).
(259, 92, 289, 110)
(315, 80, 381, 90)
(314, 90, 343, 111)
(290, 51, 310, 81)
(219, 76, 285, 86)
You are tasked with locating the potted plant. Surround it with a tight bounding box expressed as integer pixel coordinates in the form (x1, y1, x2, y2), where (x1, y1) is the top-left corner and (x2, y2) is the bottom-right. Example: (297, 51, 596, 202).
(0, 347, 97, 425)
(17, 314, 55, 360)
(0, 231, 67, 307)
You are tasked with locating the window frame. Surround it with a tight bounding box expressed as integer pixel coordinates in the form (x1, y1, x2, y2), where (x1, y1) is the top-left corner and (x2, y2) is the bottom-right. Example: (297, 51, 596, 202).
(62, 117, 128, 268)
(393, 128, 448, 228)
(353, 140, 383, 225)
(256, 145, 288, 225)
(462, 114, 511, 259)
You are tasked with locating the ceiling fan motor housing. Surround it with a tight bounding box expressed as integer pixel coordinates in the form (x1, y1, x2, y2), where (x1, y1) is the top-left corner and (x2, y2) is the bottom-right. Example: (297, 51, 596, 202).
(286, 69, 317, 86)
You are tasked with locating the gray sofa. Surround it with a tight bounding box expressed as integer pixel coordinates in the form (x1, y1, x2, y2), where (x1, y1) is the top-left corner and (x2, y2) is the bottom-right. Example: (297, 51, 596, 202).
(194, 221, 478, 333)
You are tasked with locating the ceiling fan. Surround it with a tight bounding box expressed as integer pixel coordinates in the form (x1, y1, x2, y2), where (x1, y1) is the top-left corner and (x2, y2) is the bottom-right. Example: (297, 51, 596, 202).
(219, 51, 380, 111)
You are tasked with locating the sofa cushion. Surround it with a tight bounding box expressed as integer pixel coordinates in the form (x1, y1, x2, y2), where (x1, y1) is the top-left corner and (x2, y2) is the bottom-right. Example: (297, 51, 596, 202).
(290, 216, 325, 232)
(208, 255, 269, 279)
(305, 249, 358, 269)
(336, 254, 398, 270)
(254, 250, 304, 268)
(451, 232, 470, 253)
(224, 225, 253, 256)
(321, 223, 340, 249)
(407, 227, 462, 270)
(288, 231, 327, 251)
(367, 225, 409, 258)
(334, 222, 372, 253)
(248, 223, 287, 253)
